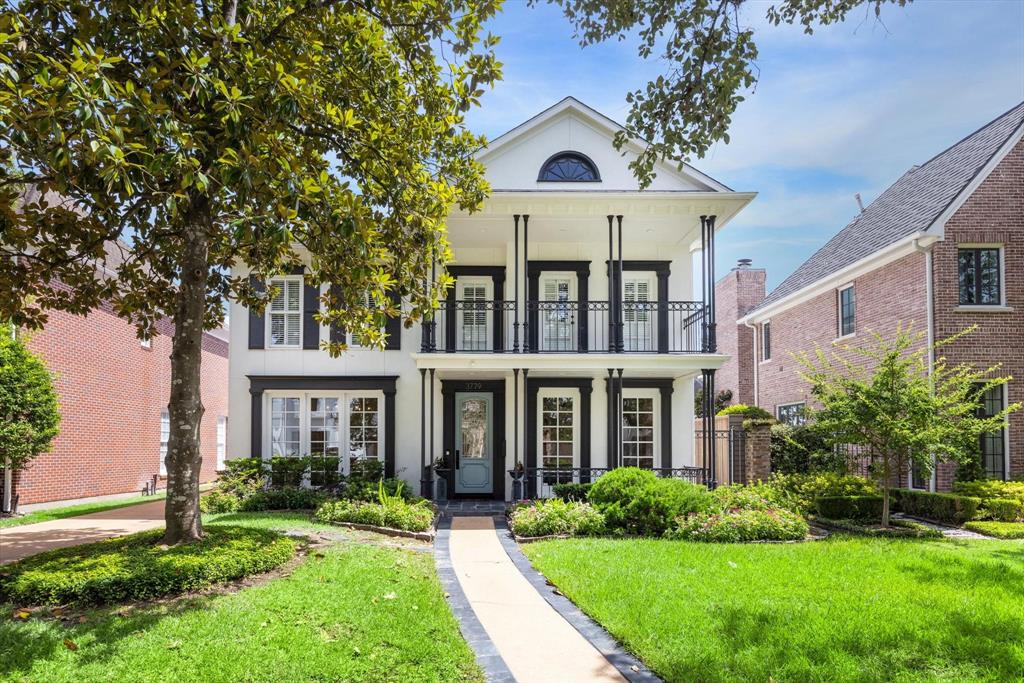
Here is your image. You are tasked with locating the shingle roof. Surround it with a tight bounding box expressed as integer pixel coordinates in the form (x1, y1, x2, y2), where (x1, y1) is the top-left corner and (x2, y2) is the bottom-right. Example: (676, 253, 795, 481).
(752, 101, 1024, 312)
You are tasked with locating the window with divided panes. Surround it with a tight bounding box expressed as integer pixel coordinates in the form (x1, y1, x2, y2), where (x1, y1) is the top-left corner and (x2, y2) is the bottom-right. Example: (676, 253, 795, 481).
(268, 277, 302, 347)
(622, 397, 655, 469)
(541, 395, 575, 484)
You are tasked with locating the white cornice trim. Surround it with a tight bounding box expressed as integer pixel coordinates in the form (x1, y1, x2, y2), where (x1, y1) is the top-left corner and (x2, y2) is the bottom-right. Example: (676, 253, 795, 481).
(739, 232, 941, 324)
(410, 352, 728, 375)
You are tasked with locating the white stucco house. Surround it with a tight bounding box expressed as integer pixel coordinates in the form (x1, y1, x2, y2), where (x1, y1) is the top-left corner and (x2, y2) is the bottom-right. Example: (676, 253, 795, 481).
(227, 97, 755, 500)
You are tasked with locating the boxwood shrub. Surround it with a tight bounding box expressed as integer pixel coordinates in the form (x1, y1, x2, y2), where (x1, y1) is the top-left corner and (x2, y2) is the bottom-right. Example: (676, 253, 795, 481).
(668, 508, 808, 543)
(313, 499, 435, 532)
(891, 488, 981, 525)
(0, 526, 295, 606)
(981, 498, 1024, 523)
(509, 499, 605, 538)
(815, 495, 885, 522)
(239, 487, 328, 512)
(963, 521, 1024, 539)
(588, 468, 711, 535)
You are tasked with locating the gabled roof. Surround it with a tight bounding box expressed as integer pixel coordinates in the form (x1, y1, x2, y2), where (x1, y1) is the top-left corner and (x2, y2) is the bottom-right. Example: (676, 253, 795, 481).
(478, 96, 733, 193)
(751, 101, 1024, 314)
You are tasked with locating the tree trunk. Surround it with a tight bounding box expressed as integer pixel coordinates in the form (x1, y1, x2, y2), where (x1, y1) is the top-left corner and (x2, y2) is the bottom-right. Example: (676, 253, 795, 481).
(163, 201, 210, 545)
(881, 456, 891, 528)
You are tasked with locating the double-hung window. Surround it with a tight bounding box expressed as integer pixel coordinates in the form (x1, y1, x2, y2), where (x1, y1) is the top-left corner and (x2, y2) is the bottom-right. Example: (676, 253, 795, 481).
(268, 276, 303, 347)
(762, 321, 772, 361)
(267, 392, 382, 475)
(838, 285, 856, 337)
(621, 393, 657, 469)
(159, 411, 170, 476)
(958, 247, 1002, 306)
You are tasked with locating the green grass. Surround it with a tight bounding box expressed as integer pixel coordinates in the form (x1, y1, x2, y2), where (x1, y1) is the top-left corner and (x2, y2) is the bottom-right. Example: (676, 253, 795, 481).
(965, 521, 1024, 539)
(0, 493, 167, 529)
(0, 516, 481, 682)
(523, 536, 1024, 682)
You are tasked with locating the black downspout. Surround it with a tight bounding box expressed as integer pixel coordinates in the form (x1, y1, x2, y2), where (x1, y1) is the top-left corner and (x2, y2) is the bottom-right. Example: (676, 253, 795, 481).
(513, 214, 520, 353)
(616, 215, 624, 352)
(523, 215, 530, 352)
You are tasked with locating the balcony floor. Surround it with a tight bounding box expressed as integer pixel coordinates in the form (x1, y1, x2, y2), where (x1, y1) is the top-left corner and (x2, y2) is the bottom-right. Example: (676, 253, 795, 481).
(411, 351, 728, 376)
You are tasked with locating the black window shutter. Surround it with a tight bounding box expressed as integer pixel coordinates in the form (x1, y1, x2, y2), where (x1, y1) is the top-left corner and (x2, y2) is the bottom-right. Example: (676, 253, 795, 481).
(384, 291, 402, 350)
(328, 284, 346, 344)
(303, 281, 320, 349)
(247, 276, 265, 349)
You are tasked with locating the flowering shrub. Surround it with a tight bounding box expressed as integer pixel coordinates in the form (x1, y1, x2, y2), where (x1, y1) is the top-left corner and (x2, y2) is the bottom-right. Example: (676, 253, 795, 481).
(765, 472, 877, 513)
(668, 508, 809, 542)
(509, 499, 606, 538)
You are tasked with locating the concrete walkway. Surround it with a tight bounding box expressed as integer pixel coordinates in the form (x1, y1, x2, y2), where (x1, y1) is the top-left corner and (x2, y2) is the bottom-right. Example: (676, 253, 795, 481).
(0, 499, 166, 565)
(448, 516, 626, 683)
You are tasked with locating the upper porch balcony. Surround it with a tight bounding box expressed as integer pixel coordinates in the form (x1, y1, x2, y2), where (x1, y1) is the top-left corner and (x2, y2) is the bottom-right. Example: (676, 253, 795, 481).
(421, 298, 709, 354)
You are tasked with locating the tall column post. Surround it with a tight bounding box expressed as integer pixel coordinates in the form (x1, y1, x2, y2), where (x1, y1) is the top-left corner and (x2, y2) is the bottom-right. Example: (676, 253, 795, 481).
(607, 215, 615, 352)
(707, 214, 717, 353)
(699, 215, 708, 352)
(429, 368, 436, 478)
(420, 368, 429, 497)
(522, 214, 530, 352)
(616, 368, 625, 468)
(522, 368, 531, 497)
(430, 248, 437, 351)
(616, 215, 624, 352)
(513, 367, 520, 501)
(513, 214, 520, 352)
(606, 369, 616, 468)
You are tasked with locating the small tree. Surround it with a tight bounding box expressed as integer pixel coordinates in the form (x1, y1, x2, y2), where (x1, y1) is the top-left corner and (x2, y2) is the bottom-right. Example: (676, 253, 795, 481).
(797, 325, 1019, 527)
(0, 333, 60, 512)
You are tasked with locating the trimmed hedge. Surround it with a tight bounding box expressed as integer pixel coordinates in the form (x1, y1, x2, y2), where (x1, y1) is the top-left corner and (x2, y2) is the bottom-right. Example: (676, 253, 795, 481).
(963, 521, 1024, 539)
(552, 482, 592, 502)
(717, 403, 773, 420)
(0, 526, 295, 606)
(815, 495, 884, 522)
(953, 479, 1024, 505)
(239, 487, 327, 512)
(981, 498, 1024, 523)
(766, 472, 878, 514)
(313, 499, 435, 532)
(815, 517, 942, 539)
(891, 488, 981, 525)
(509, 499, 606, 538)
(668, 508, 808, 543)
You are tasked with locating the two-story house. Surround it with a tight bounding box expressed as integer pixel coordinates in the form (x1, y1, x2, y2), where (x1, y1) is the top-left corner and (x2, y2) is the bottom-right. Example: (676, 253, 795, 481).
(736, 101, 1024, 490)
(227, 97, 755, 500)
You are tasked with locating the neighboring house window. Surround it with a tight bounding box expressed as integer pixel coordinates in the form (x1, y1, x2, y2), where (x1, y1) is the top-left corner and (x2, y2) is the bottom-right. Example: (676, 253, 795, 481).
(540, 394, 576, 486)
(838, 285, 856, 337)
(762, 321, 771, 361)
(537, 151, 600, 182)
(776, 402, 805, 426)
(267, 392, 382, 472)
(958, 247, 1002, 305)
(268, 276, 302, 347)
(621, 395, 656, 469)
(976, 384, 1007, 480)
(216, 416, 227, 470)
(159, 411, 170, 476)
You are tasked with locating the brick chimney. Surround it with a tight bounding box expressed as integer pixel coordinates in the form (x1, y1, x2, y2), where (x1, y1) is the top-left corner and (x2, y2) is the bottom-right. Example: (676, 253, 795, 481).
(714, 260, 766, 406)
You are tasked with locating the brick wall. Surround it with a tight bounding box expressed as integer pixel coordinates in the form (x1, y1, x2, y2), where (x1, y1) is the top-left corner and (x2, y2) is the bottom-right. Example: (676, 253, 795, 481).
(931, 137, 1024, 488)
(7, 307, 229, 506)
(715, 267, 765, 405)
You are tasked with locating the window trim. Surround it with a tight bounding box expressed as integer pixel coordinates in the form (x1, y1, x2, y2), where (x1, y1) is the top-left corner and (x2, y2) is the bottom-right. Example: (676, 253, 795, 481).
(975, 382, 1010, 481)
(536, 387, 581, 479)
(957, 243, 1005, 308)
(537, 150, 601, 182)
(263, 389, 385, 474)
(266, 274, 304, 348)
(837, 283, 856, 339)
(761, 320, 772, 363)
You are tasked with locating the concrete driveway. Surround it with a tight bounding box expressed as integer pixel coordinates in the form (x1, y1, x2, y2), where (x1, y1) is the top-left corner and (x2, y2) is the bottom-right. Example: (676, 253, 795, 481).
(0, 499, 166, 565)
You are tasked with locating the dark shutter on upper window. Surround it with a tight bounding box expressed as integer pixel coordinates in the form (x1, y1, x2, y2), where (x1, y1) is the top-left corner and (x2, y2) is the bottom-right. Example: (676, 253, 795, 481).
(247, 276, 265, 349)
(328, 284, 346, 345)
(384, 290, 402, 350)
(302, 281, 320, 349)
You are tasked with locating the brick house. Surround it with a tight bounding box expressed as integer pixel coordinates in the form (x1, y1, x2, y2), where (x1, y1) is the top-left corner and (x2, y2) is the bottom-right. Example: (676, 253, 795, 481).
(713, 260, 766, 406)
(2, 293, 229, 510)
(735, 101, 1024, 490)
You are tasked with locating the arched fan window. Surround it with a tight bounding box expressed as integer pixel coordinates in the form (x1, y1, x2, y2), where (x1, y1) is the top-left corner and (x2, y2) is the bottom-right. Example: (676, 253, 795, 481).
(537, 151, 601, 182)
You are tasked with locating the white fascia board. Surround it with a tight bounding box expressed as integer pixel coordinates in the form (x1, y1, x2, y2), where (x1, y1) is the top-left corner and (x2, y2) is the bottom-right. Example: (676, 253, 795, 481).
(410, 352, 728, 374)
(926, 120, 1024, 234)
(739, 232, 941, 325)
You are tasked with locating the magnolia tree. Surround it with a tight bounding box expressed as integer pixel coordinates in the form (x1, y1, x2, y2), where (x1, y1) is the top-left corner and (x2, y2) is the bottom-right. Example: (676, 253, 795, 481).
(0, 0, 910, 544)
(798, 325, 1019, 527)
(0, 334, 60, 513)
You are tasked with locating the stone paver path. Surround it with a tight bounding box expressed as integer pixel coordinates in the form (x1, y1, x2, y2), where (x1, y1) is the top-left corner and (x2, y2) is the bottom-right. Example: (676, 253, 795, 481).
(0, 499, 165, 565)
(448, 516, 626, 683)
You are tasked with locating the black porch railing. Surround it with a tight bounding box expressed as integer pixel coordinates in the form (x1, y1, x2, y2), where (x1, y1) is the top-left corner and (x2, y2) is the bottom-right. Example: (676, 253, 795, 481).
(422, 299, 708, 354)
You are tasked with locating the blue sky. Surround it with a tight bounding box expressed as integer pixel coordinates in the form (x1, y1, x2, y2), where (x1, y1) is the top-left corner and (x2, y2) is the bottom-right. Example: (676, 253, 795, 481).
(465, 0, 1024, 292)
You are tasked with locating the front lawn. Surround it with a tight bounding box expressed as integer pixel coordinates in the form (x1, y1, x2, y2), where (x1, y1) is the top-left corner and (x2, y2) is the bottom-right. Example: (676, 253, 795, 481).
(0, 516, 481, 682)
(0, 493, 167, 529)
(523, 536, 1024, 682)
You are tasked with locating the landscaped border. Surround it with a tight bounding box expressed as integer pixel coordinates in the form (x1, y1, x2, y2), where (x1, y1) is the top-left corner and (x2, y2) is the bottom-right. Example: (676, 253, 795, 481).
(330, 521, 435, 542)
(494, 517, 662, 683)
(433, 516, 516, 683)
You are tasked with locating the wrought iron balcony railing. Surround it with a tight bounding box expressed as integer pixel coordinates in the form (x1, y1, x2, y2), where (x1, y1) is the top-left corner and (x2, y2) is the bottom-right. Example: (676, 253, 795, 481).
(421, 299, 710, 354)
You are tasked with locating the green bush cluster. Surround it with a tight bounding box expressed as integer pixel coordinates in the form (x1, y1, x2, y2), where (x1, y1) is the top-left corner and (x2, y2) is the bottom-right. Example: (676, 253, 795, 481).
(890, 488, 981, 525)
(313, 498, 435, 532)
(0, 526, 295, 606)
(551, 482, 592, 502)
(769, 423, 846, 474)
(711, 482, 796, 512)
(239, 487, 328, 512)
(588, 468, 711, 536)
(963, 521, 1024, 539)
(508, 499, 606, 538)
(953, 480, 1024, 522)
(201, 489, 242, 513)
(716, 404, 773, 419)
(814, 495, 884, 522)
(765, 472, 877, 513)
(668, 508, 808, 543)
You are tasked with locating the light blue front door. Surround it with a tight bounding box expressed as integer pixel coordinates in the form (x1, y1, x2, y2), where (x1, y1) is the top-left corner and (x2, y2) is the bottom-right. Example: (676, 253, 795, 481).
(455, 392, 493, 495)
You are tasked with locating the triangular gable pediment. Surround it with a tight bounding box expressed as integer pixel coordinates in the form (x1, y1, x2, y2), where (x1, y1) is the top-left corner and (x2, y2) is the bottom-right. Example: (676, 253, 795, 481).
(477, 97, 730, 192)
